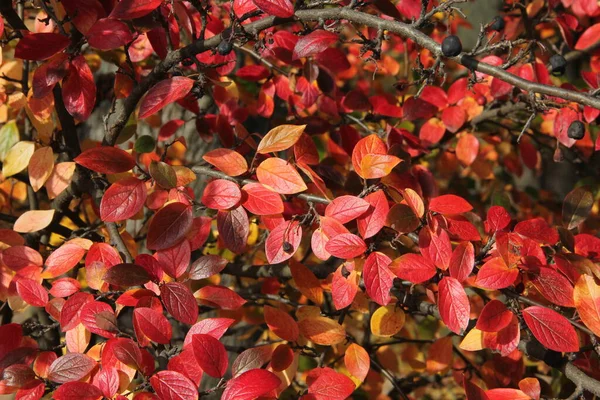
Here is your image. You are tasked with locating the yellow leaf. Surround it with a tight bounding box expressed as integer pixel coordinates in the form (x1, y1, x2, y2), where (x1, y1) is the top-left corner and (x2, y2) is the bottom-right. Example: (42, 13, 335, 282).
(298, 316, 346, 345)
(459, 328, 484, 351)
(29, 147, 54, 192)
(2, 141, 35, 177)
(257, 124, 306, 154)
(13, 209, 55, 233)
(370, 305, 405, 337)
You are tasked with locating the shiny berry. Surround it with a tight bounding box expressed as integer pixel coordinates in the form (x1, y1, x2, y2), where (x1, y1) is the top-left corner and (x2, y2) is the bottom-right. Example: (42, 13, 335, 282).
(567, 120, 585, 140)
(282, 241, 293, 253)
(441, 35, 462, 57)
(550, 54, 567, 76)
(490, 16, 505, 31)
(217, 40, 233, 56)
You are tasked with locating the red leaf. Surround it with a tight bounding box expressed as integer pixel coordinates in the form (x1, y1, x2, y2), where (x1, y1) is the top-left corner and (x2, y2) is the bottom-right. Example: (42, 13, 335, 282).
(264, 305, 299, 342)
(217, 206, 249, 254)
(86, 18, 133, 50)
(357, 190, 389, 239)
(391, 253, 437, 284)
(48, 353, 97, 383)
(150, 371, 198, 400)
(241, 183, 284, 215)
(15, 33, 70, 61)
(463, 377, 489, 400)
(188, 255, 228, 280)
(514, 218, 559, 245)
(74, 146, 135, 174)
(265, 220, 302, 264)
(576, 23, 600, 50)
(449, 241, 475, 282)
(532, 267, 575, 307)
(522, 306, 579, 352)
(183, 318, 235, 348)
(156, 240, 190, 279)
(429, 195, 472, 214)
(32, 53, 69, 98)
(456, 133, 479, 166)
(483, 314, 520, 356)
(1, 245, 43, 271)
(437, 277, 470, 334)
(476, 300, 513, 332)
(80, 301, 118, 338)
(43, 244, 86, 278)
(293, 30, 339, 60)
(419, 228, 452, 270)
(553, 107, 579, 148)
(100, 177, 147, 222)
(15, 279, 48, 307)
(325, 233, 367, 259)
(60, 292, 94, 331)
(133, 307, 172, 344)
(110, 0, 163, 19)
(111, 338, 142, 369)
(485, 206, 511, 233)
(86, 243, 122, 268)
(441, 105, 466, 133)
(475, 257, 518, 290)
(222, 369, 281, 400)
(307, 368, 356, 400)
(195, 285, 247, 310)
(160, 282, 198, 325)
(192, 334, 228, 378)
(147, 202, 193, 250)
(324, 195, 370, 224)
(53, 382, 103, 400)
(167, 348, 203, 386)
(93, 367, 120, 398)
(251, 0, 294, 17)
(139, 77, 195, 119)
(331, 265, 358, 310)
(201, 179, 242, 210)
(62, 55, 97, 121)
(363, 252, 395, 306)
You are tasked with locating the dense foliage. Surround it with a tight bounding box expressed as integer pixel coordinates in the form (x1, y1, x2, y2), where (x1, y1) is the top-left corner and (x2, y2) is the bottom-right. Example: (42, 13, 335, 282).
(2, 0, 600, 399)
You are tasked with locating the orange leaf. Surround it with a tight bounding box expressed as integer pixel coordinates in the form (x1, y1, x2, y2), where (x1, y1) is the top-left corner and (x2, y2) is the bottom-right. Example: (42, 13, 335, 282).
(359, 154, 401, 179)
(574, 274, 600, 337)
(257, 124, 306, 154)
(299, 316, 346, 346)
(202, 148, 248, 177)
(256, 158, 307, 194)
(28, 147, 54, 192)
(344, 343, 369, 382)
(370, 305, 405, 337)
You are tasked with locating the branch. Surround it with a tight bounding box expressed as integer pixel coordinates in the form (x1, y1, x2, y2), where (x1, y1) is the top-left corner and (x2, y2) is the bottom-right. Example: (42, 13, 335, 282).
(0, 0, 28, 34)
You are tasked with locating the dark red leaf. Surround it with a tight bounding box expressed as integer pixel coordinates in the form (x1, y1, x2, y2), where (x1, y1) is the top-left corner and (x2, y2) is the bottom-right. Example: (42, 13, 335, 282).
(252, 0, 294, 17)
(103, 263, 150, 287)
(160, 282, 198, 325)
(293, 30, 339, 60)
(100, 177, 147, 222)
(139, 77, 195, 119)
(147, 202, 193, 250)
(86, 18, 133, 50)
(15, 33, 70, 61)
(110, 0, 163, 19)
(62, 55, 97, 121)
(150, 370, 198, 400)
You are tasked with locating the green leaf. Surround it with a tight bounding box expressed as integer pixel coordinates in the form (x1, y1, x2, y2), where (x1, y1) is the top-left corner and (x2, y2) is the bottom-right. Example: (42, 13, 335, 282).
(563, 187, 594, 230)
(135, 135, 156, 153)
(0, 120, 19, 162)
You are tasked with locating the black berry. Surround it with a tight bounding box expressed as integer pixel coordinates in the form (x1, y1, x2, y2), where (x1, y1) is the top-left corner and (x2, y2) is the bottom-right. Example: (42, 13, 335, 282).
(441, 35, 462, 57)
(282, 241, 293, 253)
(217, 40, 233, 56)
(567, 120, 585, 140)
(490, 16, 505, 31)
(550, 54, 567, 76)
